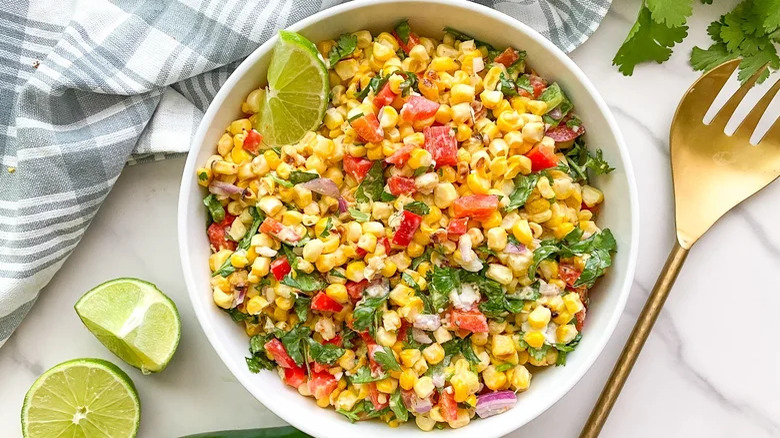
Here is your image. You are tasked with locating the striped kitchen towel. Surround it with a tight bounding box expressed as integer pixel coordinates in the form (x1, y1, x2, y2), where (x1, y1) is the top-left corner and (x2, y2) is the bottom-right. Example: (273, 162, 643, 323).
(0, 0, 611, 348)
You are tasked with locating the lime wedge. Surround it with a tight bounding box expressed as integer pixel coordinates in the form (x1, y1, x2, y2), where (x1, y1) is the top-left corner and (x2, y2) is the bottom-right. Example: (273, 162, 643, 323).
(22, 358, 140, 438)
(254, 30, 329, 146)
(75, 278, 181, 374)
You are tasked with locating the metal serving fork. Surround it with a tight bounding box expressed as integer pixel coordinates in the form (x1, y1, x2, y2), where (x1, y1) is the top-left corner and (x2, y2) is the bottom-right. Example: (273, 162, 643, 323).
(581, 59, 780, 437)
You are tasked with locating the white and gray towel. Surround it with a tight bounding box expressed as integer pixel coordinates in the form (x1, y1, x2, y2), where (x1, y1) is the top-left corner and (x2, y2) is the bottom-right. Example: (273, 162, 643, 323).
(0, 0, 611, 348)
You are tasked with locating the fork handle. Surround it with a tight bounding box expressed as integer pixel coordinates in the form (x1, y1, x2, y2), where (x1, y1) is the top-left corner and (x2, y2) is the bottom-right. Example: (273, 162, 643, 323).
(580, 241, 689, 438)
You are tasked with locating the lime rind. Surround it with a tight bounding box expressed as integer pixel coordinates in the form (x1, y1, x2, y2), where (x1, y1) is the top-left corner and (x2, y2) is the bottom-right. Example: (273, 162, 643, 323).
(75, 277, 181, 374)
(22, 358, 140, 438)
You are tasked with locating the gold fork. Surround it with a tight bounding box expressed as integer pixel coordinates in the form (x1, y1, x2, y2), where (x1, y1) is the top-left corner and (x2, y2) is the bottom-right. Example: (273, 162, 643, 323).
(580, 59, 780, 437)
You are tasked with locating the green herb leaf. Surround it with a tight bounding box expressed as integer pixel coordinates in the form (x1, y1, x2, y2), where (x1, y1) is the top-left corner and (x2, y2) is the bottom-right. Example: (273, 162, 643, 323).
(352, 294, 389, 331)
(238, 207, 264, 251)
(562, 140, 615, 183)
(348, 208, 370, 222)
(443, 26, 499, 58)
(294, 296, 311, 322)
(410, 247, 433, 270)
(505, 173, 539, 212)
(307, 338, 345, 365)
(390, 389, 409, 422)
(498, 72, 518, 97)
(203, 194, 225, 223)
(356, 74, 390, 101)
(374, 346, 401, 371)
(399, 71, 419, 97)
(404, 201, 430, 216)
(282, 272, 327, 292)
(429, 266, 460, 313)
(355, 161, 385, 203)
(289, 170, 320, 185)
(395, 20, 412, 44)
(279, 325, 311, 366)
(613, 6, 688, 76)
(645, 0, 693, 27)
(496, 363, 513, 372)
(270, 172, 293, 188)
(348, 366, 388, 384)
(328, 33, 358, 66)
(329, 269, 347, 279)
(225, 307, 254, 322)
(529, 241, 561, 280)
(319, 216, 333, 238)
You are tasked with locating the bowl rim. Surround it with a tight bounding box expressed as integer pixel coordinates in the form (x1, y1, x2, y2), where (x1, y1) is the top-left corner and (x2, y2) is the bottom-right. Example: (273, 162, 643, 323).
(178, 0, 639, 435)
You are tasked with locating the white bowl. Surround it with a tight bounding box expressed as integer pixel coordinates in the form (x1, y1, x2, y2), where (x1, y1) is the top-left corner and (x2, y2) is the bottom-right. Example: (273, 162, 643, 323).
(178, 1, 639, 436)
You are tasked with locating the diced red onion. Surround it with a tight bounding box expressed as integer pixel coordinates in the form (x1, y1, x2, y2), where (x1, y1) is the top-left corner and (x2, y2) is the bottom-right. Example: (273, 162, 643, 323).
(209, 180, 244, 196)
(412, 328, 433, 344)
(413, 314, 441, 331)
(472, 56, 485, 73)
(504, 242, 527, 254)
(301, 178, 341, 199)
(432, 370, 445, 388)
(475, 390, 517, 419)
(231, 287, 247, 309)
(338, 198, 348, 213)
(548, 107, 563, 121)
(539, 281, 561, 297)
(402, 390, 433, 414)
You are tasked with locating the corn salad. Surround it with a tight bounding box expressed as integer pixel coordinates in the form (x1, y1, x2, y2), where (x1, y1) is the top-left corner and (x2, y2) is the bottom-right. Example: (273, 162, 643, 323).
(197, 21, 616, 431)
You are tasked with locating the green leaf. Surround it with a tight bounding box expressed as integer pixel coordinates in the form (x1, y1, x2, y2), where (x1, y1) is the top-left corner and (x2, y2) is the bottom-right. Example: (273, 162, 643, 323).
(373, 346, 401, 371)
(348, 366, 388, 384)
(319, 216, 333, 238)
(279, 325, 311, 366)
(563, 140, 615, 183)
(282, 272, 327, 292)
(528, 241, 560, 280)
(328, 33, 358, 66)
(270, 172, 293, 188)
(429, 266, 460, 313)
(289, 170, 320, 185)
(212, 259, 235, 278)
(395, 20, 412, 44)
(352, 294, 389, 331)
(238, 207, 264, 251)
(515, 74, 534, 95)
(527, 344, 550, 362)
(442, 26, 499, 57)
(307, 338, 345, 365)
(399, 71, 419, 97)
(294, 296, 311, 322)
(355, 161, 385, 203)
(404, 201, 430, 216)
(498, 72, 518, 97)
(690, 43, 737, 72)
(496, 363, 513, 372)
(410, 247, 433, 270)
(613, 6, 688, 76)
(539, 83, 565, 111)
(737, 45, 780, 83)
(390, 389, 409, 422)
(202, 194, 225, 223)
(348, 208, 370, 222)
(225, 307, 254, 322)
(645, 0, 693, 27)
(505, 173, 539, 212)
(755, 0, 780, 32)
(329, 269, 347, 279)
(356, 74, 389, 101)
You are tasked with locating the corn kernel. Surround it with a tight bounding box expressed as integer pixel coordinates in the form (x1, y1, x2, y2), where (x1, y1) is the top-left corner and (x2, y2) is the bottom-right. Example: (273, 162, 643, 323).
(523, 331, 545, 349)
(510, 365, 531, 391)
(492, 334, 516, 356)
(325, 284, 349, 304)
(413, 376, 435, 399)
(528, 305, 552, 330)
(408, 148, 432, 169)
(399, 368, 418, 390)
(563, 292, 585, 314)
(482, 365, 507, 391)
(422, 343, 445, 365)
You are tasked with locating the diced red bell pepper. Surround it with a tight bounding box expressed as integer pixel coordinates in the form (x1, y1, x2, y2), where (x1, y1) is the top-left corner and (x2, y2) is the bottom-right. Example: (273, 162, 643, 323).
(369, 382, 390, 410)
(264, 338, 297, 368)
(575, 308, 586, 331)
(373, 82, 397, 109)
(493, 47, 519, 67)
(400, 95, 440, 123)
(385, 143, 415, 167)
(283, 365, 307, 388)
(452, 195, 498, 219)
(346, 280, 369, 301)
(379, 237, 391, 254)
(451, 309, 489, 333)
(387, 175, 416, 196)
(343, 154, 374, 182)
(270, 257, 291, 281)
(446, 218, 469, 237)
(311, 291, 343, 312)
(439, 389, 458, 422)
(423, 126, 457, 168)
(392, 29, 421, 55)
(312, 361, 330, 374)
(242, 129, 263, 155)
(323, 335, 342, 346)
(525, 143, 559, 172)
(207, 215, 237, 251)
(558, 263, 582, 289)
(391, 210, 423, 246)
(309, 371, 339, 400)
(260, 217, 283, 236)
(350, 113, 384, 143)
(546, 122, 586, 143)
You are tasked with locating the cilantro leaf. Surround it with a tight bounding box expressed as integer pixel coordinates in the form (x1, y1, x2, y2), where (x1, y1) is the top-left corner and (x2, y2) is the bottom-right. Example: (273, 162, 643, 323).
(390, 389, 409, 422)
(404, 201, 430, 216)
(269, 172, 293, 188)
(373, 346, 401, 371)
(429, 266, 460, 313)
(348, 366, 388, 384)
(498, 72, 518, 97)
(294, 295, 311, 322)
(356, 74, 389, 101)
(352, 294, 389, 331)
(690, 42, 737, 72)
(395, 20, 412, 44)
(646, 0, 693, 27)
(328, 33, 358, 66)
(613, 6, 688, 76)
(307, 338, 345, 365)
(563, 140, 615, 183)
(289, 170, 319, 185)
(399, 71, 419, 97)
(319, 216, 333, 238)
(281, 272, 327, 292)
(504, 173, 539, 212)
(355, 161, 385, 203)
(203, 194, 225, 223)
(348, 208, 370, 222)
(245, 334, 275, 372)
(279, 325, 311, 366)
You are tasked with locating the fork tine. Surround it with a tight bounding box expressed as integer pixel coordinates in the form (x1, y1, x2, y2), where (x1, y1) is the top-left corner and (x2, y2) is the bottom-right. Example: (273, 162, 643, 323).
(709, 65, 768, 128)
(734, 78, 780, 139)
(675, 59, 740, 122)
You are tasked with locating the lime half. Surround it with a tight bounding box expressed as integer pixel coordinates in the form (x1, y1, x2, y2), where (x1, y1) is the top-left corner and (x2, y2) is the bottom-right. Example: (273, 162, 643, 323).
(22, 358, 140, 438)
(75, 278, 181, 374)
(254, 30, 329, 146)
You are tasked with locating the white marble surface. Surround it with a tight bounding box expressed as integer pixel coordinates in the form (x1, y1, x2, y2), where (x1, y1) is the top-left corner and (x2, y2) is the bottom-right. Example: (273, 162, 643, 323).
(2, 0, 779, 436)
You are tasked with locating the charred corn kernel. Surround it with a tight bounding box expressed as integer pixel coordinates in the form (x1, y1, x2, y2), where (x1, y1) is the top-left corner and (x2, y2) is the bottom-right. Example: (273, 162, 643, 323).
(336, 348, 356, 370)
(230, 251, 249, 268)
(263, 150, 281, 170)
(522, 121, 545, 143)
(563, 292, 585, 314)
(409, 44, 429, 62)
(249, 255, 271, 277)
(334, 389, 359, 412)
(422, 343, 445, 364)
(196, 167, 213, 187)
(213, 160, 238, 175)
(582, 185, 604, 207)
(361, 221, 385, 237)
(351, 30, 371, 48)
(528, 305, 552, 330)
(397, 368, 418, 391)
(376, 327, 397, 347)
(217, 133, 233, 157)
(510, 365, 531, 391)
(320, 234, 340, 254)
(346, 261, 366, 282)
(537, 176, 555, 199)
(434, 104, 453, 124)
(492, 334, 516, 356)
(416, 414, 436, 432)
(413, 376, 435, 399)
(212, 288, 233, 309)
(334, 59, 359, 80)
(523, 331, 545, 349)
(275, 295, 294, 311)
(378, 105, 398, 129)
(315, 253, 337, 273)
(480, 90, 503, 109)
(377, 259, 395, 277)
(357, 233, 378, 253)
(407, 148, 432, 169)
(526, 99, 547, 115)
(450, 371, 479, 402)
(315, 396, 331, 408)
(372, 377, 397, 396)
(430, 56, 459, 72)
(325, 283, 348, 304)
(483, 365, 507, 391)
(553, 309, 572, 325)
(209, 250, 232, 271)
(406, 241, 424, 258)
(483, 65, 505, 91)
(246, 296, 269, 315)
(450, 84, 475, 105)
(455, 124, 471, 142)
(556, 324, 579, 344)
(486, 264, 513, 285)
(511, 219, 534, 247)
